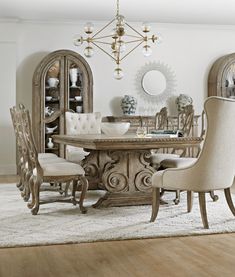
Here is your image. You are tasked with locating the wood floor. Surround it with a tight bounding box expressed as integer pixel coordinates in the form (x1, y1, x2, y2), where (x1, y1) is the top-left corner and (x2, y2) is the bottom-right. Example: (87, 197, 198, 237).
(0, 234, 235, 277)
(1, 178, 235, 276)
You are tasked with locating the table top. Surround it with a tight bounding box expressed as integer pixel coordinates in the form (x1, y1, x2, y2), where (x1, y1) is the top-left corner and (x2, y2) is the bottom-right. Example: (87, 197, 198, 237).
(53, 134, 203, 151)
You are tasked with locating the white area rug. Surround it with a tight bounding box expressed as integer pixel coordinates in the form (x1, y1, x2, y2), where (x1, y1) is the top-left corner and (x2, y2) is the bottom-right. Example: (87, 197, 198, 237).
(0, 184, 235, 248)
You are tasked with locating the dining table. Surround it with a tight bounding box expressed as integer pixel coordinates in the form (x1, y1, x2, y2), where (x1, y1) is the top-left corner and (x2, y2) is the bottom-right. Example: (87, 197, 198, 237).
(53, 133, 203, 208)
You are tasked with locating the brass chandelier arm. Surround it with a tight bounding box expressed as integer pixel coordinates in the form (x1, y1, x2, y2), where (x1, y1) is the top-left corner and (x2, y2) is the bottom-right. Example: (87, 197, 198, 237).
(125, 34, 144, 39)
(92, 34, 116, 41)
(125, 22, 145, 39)
(124, 39, 145, 44)
(120, 40, 144, 61)
(91, 41, 118, 63)
(92, 41, 113, 46)
(91, 18, 116, 39)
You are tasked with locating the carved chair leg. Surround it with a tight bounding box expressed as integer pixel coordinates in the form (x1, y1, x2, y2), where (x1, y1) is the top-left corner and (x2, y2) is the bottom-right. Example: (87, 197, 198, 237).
(150, 187, 160, 222)
(23, 172, 31, 202)
(209, 190, 219, 202)
(71, 180, 77, 205)
(16, 178, 23, 189)
(174, 190, 180, 205)
(78, 176, 88, 214)
(198, 192, 209, 229)
(224, 188, 235, 216)
(187, 191, 193, 213)
(31, 179, 42, 215)
(27, 176, 35, 209)
(64, 181, 71, 197)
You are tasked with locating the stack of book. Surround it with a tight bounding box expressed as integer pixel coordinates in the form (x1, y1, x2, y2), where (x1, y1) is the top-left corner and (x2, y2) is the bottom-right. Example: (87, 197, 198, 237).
(146, 130, 183, 138)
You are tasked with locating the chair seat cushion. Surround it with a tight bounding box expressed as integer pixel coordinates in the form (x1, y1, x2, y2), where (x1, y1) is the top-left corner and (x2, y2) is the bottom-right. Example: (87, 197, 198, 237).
(160, 157, 197, 169)
(33, 162, 85, 177)
(151, 153, 180, 164)
(38, 153, 57, 159)
(66, 146, 89, 163)
(39, 157, 67, 164)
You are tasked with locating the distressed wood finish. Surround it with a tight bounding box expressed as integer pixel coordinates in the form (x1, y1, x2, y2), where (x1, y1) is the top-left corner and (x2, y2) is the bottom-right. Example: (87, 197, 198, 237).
(32, 49, 93, 158)
(53, 134, 202, 207)
(104, 114, 200, 135)
(208, 52, 235, 97)
(11, 105, 89, 215)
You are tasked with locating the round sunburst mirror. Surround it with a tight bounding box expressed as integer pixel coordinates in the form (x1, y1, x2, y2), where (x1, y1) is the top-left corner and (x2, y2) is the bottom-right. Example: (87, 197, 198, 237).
(136, 61, 176, 103)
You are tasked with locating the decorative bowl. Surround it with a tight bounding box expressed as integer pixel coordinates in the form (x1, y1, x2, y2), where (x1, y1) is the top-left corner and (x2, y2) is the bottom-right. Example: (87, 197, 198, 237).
(101, 122, 130, 136)
(75, 96, 82, 101)
(45, 96, 52, 101)
(46, 125, 58, 134)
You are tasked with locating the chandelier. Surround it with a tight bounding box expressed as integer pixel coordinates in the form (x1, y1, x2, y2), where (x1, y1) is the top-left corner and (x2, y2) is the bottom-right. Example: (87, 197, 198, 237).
(73, 0, 161, 80)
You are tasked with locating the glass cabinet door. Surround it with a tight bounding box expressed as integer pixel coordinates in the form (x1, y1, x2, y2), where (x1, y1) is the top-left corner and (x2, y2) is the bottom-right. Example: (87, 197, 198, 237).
(222, 63, 235, 99)
(44, 60, 62, 155)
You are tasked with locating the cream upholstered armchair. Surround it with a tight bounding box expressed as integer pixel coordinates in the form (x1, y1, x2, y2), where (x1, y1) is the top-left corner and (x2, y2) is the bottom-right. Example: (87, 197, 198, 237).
(65, 112, 102, 163)
(150, 97, 235, 229)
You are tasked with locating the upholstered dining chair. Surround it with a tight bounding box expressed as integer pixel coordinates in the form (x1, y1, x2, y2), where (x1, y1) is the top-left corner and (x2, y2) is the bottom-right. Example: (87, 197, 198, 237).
(10, 106, 66, 201)
(150, 96, 235, 229)
(155, 107, 168, 130)
(65, 111, 102, 163)
(11, 105, 89, 215)
(151, 104, 195, 169)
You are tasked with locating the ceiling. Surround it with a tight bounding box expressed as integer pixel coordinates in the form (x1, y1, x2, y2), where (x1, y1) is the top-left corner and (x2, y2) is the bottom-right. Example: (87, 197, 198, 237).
(1, 0, 235, 25)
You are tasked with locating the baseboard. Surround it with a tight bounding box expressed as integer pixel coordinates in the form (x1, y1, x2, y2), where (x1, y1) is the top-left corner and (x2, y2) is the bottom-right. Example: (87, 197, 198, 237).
(0, 164, 16, 175)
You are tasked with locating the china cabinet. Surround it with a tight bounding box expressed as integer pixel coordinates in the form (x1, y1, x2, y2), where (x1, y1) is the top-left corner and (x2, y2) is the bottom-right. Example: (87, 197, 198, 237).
(208, 52, 235, 98)
(32, 49, 93, 157)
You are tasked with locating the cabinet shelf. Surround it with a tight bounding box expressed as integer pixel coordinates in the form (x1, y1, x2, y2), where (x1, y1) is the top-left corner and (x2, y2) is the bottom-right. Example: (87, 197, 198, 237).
(45, 100, 60, 103)
(69, 99, 83, 103)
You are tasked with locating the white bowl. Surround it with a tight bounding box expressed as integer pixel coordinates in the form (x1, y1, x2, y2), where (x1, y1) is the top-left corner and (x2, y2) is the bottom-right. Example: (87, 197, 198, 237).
(101, 122, 130, 136)
(45, 96, 52, 101)
(75, 96, 82, 101)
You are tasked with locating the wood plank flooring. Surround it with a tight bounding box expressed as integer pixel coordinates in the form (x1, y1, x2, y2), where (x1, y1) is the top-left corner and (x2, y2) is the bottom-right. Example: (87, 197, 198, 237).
(0, 234, 235, 277)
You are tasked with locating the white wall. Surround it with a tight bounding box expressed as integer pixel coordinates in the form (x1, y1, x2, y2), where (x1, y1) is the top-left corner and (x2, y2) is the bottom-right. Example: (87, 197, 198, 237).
(16, 22, 235, 116)
(0, 42, 16, 174)
(2, 20, 235, 174)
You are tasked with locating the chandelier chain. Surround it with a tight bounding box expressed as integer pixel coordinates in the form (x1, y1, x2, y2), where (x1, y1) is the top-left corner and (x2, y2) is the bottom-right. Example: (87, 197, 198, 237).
(116, 0, 120, 16)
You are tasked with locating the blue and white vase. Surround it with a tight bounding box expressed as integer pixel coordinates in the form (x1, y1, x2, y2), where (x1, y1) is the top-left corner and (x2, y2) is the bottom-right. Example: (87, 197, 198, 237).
(121, 95, 137, 115)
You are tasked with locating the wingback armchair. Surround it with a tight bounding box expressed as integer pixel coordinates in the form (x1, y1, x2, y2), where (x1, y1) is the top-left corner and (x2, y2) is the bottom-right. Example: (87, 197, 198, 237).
(150, 97, 235, 229)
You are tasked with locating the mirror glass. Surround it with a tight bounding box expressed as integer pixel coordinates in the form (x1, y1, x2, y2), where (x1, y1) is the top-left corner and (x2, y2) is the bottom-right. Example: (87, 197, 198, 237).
(136, 62, 176, 104)
(142, 70, 167, 96)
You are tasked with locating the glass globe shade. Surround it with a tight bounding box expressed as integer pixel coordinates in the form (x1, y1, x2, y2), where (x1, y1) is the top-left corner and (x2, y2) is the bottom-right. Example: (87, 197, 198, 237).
(142, 22, 151, 32)
(112, 50, 118, 59)
(73, 35, 83, 46)
(118, 40, 126, 53)
(84, 22, 94, 34)
(142, 45, 152, 57)
(154, 33, 163, 44)
(116, 15, 125, 26)
(84, 46, 94, 58)
(113, 68, 124, 80)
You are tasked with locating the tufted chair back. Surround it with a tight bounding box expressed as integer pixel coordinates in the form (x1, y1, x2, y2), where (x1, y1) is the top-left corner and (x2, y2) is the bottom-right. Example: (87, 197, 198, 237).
(65, 112, 102, 163)
(65, 112, 102, 135)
